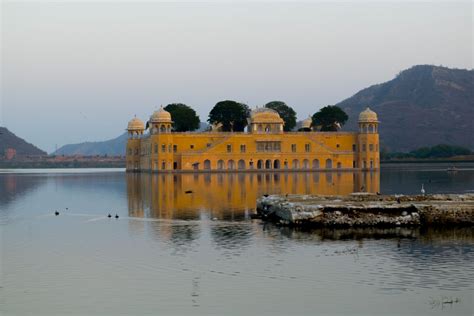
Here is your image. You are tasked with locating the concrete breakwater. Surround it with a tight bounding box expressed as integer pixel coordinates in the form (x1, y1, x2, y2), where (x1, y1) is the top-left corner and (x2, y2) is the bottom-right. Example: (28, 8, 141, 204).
(255, 193, 474, 227)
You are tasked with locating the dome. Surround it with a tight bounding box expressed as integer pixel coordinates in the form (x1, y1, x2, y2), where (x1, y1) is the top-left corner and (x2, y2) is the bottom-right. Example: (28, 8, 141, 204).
(250, 107, 284, 124)
(127, 117, 145, 131)
(150, 106, 172, 123)
(302, 116, 312, 129)
(358, 107, 378, 122)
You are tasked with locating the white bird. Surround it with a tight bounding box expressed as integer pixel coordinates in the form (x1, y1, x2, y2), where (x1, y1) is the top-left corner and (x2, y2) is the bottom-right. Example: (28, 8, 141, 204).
(421, 184, 425, 195)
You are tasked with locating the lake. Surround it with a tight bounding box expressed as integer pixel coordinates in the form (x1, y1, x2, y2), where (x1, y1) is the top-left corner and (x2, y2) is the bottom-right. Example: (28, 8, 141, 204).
(1, 163, 473, 315)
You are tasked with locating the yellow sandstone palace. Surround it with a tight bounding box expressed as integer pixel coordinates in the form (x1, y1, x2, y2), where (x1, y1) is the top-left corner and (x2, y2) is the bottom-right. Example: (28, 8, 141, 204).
(126, 107, 379, 172)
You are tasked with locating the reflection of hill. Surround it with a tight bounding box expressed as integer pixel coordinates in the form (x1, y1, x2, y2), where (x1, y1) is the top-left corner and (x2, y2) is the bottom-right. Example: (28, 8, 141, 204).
(126, 172, 380, 220)
(0, 174, 46, 207)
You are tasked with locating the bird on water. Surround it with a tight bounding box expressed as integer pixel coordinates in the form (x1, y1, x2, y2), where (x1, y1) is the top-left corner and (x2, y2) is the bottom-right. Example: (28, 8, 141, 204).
(107, 214, 112, 218)
(421, 184, 425, 195)
(54, 211, 59, 216)
(115, 214, 119, 219)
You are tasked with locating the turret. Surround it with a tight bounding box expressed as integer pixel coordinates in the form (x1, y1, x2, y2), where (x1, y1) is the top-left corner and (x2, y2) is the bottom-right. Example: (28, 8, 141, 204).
(126, 117, 145, 138)
(357, 107, 380, 170)
(248, 107, 284, 133)
(126, 116, 145, 171)
(149, 106, 173, 134)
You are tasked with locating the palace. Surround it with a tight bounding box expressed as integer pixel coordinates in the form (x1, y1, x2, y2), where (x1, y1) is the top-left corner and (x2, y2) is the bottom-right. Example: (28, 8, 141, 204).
(126, 107, 379, 172)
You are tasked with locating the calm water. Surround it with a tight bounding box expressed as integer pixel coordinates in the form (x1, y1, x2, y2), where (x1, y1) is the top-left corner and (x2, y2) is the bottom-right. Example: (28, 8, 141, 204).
(1, 163, 473, 315)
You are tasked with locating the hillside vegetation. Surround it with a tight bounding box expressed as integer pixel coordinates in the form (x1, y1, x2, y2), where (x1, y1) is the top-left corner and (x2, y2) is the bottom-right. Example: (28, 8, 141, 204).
(337, 65, 474, 152)
(0, 127, 46, 156)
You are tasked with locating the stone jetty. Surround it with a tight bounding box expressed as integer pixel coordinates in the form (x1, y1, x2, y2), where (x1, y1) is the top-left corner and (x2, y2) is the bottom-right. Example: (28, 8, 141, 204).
(255, 193, 474, 227)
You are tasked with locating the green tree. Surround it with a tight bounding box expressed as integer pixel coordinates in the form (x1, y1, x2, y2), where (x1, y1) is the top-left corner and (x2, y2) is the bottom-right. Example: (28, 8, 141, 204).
(208, 100, 250, 132)
(312, 106, 348, 131)
(164, 103, 200, 132)
(409, 144, 471, 158)
(265, 101, 297, 131)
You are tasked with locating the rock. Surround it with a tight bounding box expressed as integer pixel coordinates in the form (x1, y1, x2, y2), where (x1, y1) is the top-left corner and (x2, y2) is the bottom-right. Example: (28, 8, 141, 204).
(255, 193, 474, 227)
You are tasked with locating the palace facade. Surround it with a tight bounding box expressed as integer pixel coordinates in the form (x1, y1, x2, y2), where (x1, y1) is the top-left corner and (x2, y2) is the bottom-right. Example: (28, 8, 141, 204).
(126, 107, 379, 172)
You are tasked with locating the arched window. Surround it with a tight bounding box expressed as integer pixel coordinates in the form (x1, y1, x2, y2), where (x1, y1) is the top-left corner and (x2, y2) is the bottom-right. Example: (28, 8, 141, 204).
(325, 159, 332, 169)
(217, 160, 224, 170)
(312, 159, 320, 169)
(273, 160, 280, 169)
(265, 160, 272, 169)
(227, 160, 235, 170)
(302, 159, 309, 169)
(238, 160, 246, 170)
(292, 159, 299, 169)
(160, 125, 166, 132)
(204, 160, 211, 170)
(337, 162, 342, 169)
(257, 160, 264, 169)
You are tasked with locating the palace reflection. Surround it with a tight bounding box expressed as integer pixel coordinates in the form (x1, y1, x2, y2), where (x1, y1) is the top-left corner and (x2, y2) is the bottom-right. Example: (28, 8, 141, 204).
(126, 171, 380, 220)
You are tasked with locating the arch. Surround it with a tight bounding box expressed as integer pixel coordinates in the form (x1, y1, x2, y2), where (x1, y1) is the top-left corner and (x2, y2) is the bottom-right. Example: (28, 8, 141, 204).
(160, 125, 166, 132)
(204, 159, 211, 170)
(325, 159, 333, 169)
(265, 159, 272, 169)
(337, 162, 342, 169)
(273, 159, 280, 169)
(258, 124, 263, 132)
(257, 160, 264, 170)
(302, 159, 309, 169)
(227, 160, 235, 170)
(238, 159, 246, 170)
(292, 159, 299, 169)
(265, 125, 271, 132)
(312, 159, 320, 169)
(370, 160, 374, 169)
(217, 160, 224, 170)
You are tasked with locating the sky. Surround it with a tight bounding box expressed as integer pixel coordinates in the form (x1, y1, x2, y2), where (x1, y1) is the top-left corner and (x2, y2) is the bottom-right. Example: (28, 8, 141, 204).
(1, 1, 472, 153)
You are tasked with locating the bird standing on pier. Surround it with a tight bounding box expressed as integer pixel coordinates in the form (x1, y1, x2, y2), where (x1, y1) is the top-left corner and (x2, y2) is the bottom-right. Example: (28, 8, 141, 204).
(421, 184, 425, 195)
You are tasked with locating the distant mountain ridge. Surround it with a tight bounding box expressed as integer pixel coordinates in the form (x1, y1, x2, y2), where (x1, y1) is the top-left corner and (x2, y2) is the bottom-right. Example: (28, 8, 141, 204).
(53, 122, 210, 156)
(0, 127, 46, 156)
(53, 133, 128, 156)
(337, 65, 474, 152)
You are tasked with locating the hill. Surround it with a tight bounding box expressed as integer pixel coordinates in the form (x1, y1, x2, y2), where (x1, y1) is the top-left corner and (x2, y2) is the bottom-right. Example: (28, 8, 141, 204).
(54, 122, 210, 156)
(337, 65, 474, 152)
(53, 133, 128, 156)
(0, 127, 47, 156)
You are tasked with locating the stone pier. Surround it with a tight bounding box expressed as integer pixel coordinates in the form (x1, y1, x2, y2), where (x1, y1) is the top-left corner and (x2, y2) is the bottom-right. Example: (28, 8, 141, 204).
(255, 193, 474, 227)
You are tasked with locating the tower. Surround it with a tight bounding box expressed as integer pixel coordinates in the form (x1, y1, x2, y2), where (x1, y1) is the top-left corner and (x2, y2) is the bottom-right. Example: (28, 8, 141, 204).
(357, 107, 380, 170)
(148, 106, 174, 171)
(126, 116, 145, 171)
(149, 106, 173, 134)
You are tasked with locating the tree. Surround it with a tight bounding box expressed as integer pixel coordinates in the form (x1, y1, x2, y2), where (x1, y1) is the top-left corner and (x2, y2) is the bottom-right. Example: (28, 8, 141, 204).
(312, 106, 348, 131)
(265, 101, 297, 131)
(164, 103, 200, 132)
(208, 100, 250, 132)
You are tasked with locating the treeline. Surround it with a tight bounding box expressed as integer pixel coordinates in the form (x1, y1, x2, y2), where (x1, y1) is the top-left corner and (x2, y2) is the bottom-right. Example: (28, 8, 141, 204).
(163, 101, 348, 132)
(381, 144, 473, 160)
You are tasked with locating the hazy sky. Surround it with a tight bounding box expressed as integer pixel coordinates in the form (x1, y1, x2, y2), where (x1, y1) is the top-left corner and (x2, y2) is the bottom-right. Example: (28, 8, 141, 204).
(1, 1, 472, 152)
